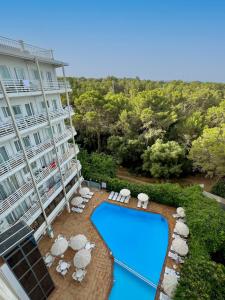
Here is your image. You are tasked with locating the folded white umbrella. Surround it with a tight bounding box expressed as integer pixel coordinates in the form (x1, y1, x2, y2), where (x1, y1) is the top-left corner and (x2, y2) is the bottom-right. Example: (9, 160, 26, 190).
(74, 249, 91, 269)
(177, 207, 185, 218)
(162, 273, 178, 298)
(71, 196, 83, 206)
(70, 234, 88, 251)
(79, 187, 90, 196)
(172, 238, 188, 256)
(120, 189, 131, 197)
(137, 193, 149, 202)
(174, 221, 189, 237)
(51, 238, 68, 257)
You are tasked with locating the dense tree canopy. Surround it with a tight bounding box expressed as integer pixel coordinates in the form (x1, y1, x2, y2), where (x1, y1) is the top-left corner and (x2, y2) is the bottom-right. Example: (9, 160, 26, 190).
(67, 77, 225, 178)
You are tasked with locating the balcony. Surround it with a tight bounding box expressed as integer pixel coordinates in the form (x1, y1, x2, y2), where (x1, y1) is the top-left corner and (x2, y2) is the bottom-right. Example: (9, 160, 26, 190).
(21, 163, 83, 224)
(0, 35, 53, 60)
(0, 148, 80, 216)
(0, 130, 78, 180)
(0, 106, 74, 140)
(0, 78, 71, 98)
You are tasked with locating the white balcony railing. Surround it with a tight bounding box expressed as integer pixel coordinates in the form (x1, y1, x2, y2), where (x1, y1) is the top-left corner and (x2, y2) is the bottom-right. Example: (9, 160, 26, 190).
(0, 36, 54, 60)
(21, 163, 82, 223)
(0, 150, 79, 215)
(0, 78, 70, 96)
(0, 129, 78, 178)
(0, 105, 74, 139)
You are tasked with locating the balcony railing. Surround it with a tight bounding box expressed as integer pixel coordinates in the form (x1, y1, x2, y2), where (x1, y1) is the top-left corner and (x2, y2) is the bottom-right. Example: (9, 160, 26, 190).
(0, 78, 70, 96)
(0, 149, 79, 215)
(21, 163, 82, 223)
(0, 36, 54, 60)
(0, 105, 74, 139)
(0, 130, 78, 178)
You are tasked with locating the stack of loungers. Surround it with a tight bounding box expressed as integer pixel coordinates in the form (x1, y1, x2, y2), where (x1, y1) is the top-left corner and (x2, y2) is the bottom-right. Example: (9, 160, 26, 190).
(108, 191, 130, 204)
(71, 191, 94, 213)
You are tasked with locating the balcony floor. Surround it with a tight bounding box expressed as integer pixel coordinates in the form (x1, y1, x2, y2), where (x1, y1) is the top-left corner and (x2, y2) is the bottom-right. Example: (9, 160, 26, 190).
(38, 190, 176, 300)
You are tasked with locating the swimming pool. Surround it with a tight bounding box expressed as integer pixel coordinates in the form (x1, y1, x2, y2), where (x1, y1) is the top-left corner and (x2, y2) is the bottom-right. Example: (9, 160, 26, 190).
(91, 202, 169, 300)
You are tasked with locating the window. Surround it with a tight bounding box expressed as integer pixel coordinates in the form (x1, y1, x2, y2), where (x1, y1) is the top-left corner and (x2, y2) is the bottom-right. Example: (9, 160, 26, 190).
(57, 123, 62, 134)
(33, 132, 41, 145)
(23, 166, 29, 174)
(32, 69, 43, 80)
(25, 103, 34, 116)
(52, 99, 58, 110)
(41, 101, 49, 110)
(0, 65, 11, 79)
(31, 161, 37, 170)
(2, 107, 10, 118)
(46, 71, 53, 82)
(14, 140, 22, 152)
(12, 105, 22, 116)
(0, 146, 9, 163)
(23, 136, 31, 148)
(14, 67, 25, 80)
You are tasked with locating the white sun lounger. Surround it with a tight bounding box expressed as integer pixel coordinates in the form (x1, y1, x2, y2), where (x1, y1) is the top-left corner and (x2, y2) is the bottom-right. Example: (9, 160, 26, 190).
(82, 198, 89, 203)
(108, 191, 114, 200)
(71, 207, 83, 213)
(137, 200, 142, 208)
(82, 194, 92, 199)
(87, 191, 94, 196)
(124, 196, 130, 204)
(76, 204, 85, 209)
(120, 196, 125, 203)
(168, 251, 184, 263)
(116, 194, 122, 202)
(112, 192, 118, 201)
(165, 267, 179, 277)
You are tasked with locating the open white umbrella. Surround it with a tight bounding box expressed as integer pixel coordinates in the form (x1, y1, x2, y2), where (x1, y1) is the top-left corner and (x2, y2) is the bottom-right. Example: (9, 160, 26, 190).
(79, 187, 90, 196)
(137, 193, 149, 202)
(51, 238, 68, 257)
(174, 221, 189, 237)
(73, 249, 91, 269)
(172, 238, 188, 256)
(177, 207, 185, 218)
(70, 234, 88, 251)
(71, 196, 83, 206)
(162, 274, 178, 298)
(120, 189, 131, 197)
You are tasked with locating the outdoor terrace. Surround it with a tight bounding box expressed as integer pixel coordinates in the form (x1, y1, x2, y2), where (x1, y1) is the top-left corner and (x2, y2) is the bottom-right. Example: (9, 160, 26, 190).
(38, 190, 176, 300)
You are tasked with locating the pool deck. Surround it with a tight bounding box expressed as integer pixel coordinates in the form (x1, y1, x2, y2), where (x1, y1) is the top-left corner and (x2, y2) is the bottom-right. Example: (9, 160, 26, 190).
(38, 190, 176, 300)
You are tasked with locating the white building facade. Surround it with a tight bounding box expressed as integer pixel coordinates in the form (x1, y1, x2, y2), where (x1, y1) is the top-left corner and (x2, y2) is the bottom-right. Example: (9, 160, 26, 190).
(0, 36, 83, 241)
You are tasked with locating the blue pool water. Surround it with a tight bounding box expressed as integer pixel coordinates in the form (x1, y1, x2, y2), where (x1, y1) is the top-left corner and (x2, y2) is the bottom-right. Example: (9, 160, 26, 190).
(91, 202, 169, 300)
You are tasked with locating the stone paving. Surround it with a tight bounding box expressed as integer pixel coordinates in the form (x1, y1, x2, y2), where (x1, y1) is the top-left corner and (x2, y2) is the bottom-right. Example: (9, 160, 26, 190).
(38, 190, 176, 300)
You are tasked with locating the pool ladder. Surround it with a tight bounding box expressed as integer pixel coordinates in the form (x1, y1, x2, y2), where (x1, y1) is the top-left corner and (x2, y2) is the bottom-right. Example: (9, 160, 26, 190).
(114, 258, 157, 289)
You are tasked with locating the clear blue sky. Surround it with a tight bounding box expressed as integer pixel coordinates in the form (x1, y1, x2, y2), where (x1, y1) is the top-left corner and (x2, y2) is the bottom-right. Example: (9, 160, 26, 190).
(1, 0, 225, 82)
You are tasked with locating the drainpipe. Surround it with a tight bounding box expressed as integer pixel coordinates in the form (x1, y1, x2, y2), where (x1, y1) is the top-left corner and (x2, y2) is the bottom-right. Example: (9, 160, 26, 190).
(35, 58, 71, 213)
(62, 65, 81, 185)
(0, 80, 54, 238)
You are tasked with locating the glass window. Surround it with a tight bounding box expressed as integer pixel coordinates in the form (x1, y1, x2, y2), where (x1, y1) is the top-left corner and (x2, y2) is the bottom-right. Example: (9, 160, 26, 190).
(33, 259, 47, 280)
(2, 107, 10, 118)
(12, 105, 22, 116)
(27, 248, 41, 265)
(46, 71, 53, 82)
(22, 238, 36, 255)
(20, 270, 37, 293)
(31, 161, 37, 170)
(57, 123, 62, 134)
(14, 140, 22, 152)
(25, 103, 34, 116)
(40, 275, 54, 296)
(23, 136, 31, 148)
(23, 166, 29, 174)
(14, 67, 25, 80)
(52, 99, 57, 110)
(29, 285, 45, 300)
(0, 65, 11, 79)
(0, 146, 9, 163)
(33, 132, 41, 145)
(32, 69, 39, 80)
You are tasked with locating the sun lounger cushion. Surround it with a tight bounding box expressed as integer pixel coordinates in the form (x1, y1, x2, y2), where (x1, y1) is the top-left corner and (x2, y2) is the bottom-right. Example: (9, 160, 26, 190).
(108, 191, 114, 200)
(112, 192, 118, 201)
(124, 196, 130, 203)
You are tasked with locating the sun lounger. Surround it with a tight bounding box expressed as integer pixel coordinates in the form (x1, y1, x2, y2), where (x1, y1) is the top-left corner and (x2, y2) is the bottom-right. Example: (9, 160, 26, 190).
(82, 194, 92, 199)
(71, 207, 83, 213)
(168, 251, 184, 264)
(124, 196, 130, 204)
(116, 194, 122, 202)
(165, 267, 179, 276)
(160, 292, 171, 300)
(108, 191, 114, 200)
(85, 241, 96, 251)
(112, 192, 118, 201)
(119, 196, 124, 202)
(137, 200, 142, 208)
(87, 191, 94, 196)
(82, 198, 89, 203)
(142, 202, 148, 209)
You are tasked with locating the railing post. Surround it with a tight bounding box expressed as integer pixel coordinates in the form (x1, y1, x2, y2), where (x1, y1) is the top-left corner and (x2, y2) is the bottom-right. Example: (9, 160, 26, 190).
(18, 40, 25, 52)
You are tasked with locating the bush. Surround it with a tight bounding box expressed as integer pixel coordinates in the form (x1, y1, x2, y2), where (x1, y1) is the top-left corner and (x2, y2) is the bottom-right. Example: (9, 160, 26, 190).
(84, 170, 225, 299)
(211, 178, 225, 198)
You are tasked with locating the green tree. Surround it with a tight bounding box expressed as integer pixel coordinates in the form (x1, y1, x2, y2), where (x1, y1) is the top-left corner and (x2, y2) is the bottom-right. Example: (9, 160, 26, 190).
(142, 139, 185, 178)
(189, 125, 225, 177)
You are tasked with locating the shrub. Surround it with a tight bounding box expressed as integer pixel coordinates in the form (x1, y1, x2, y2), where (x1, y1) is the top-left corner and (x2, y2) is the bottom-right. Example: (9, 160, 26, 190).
(211, 178, 225, 198)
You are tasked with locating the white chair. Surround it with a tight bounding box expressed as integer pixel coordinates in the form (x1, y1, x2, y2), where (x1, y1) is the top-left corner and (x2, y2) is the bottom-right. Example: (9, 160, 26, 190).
(137, 200, 142, 208)
(71, 207, 83, 213)
(85, 241, 95, 251)
(142, 201, 148, 209)
(72, 269, 87, 282)
(124, 196, 130, 204)
(112, 192, 118, 201)
(116, 195, 122, 202)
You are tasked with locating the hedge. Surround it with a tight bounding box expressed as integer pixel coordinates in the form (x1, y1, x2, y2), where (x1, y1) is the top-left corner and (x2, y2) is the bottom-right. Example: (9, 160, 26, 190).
(211, 178, 225, 199)
(86, 172, 225, 299)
